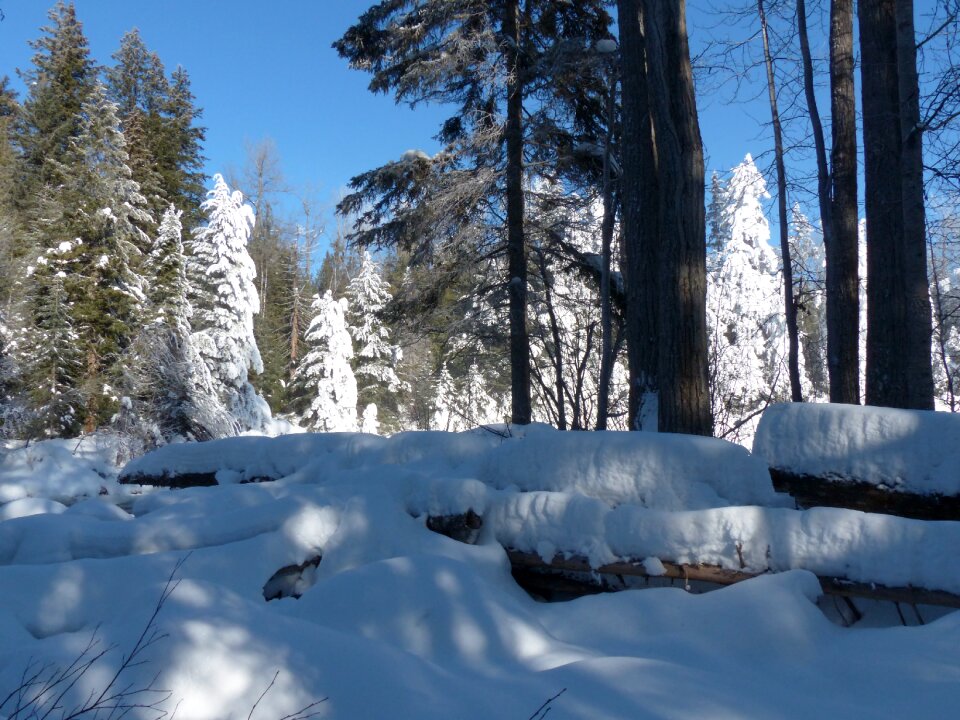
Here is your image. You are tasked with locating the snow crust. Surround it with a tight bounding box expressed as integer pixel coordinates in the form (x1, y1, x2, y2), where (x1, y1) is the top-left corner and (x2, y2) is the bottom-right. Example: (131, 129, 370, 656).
(754, 402, 960, 495)
(2, 428, 959, 719)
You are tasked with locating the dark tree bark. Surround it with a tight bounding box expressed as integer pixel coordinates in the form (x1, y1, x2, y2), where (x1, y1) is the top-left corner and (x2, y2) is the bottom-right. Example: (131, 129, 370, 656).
(616, 0, 660, 431)
(642, 0, 712, 436)
(827, 0, 861, 404)
(596, 67, 618, 431)
(759, 0, 803, 403)
(504, 0, 532, 425)
(859, 0, 933, 409)
(895, 0, 935, 409)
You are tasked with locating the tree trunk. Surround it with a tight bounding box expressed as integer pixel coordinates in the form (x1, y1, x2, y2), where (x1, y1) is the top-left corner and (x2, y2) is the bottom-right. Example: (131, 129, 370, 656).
(504, 0, 532, 425)
(596, 69, 618, 431)
(760, 0, 803, 403)
(860, 0, 933, 410)
(828, 0, 861, 404)
(895, 0, 934, 409)
(642, 0, 712, 436)
(616, 0, 660, 431)
(860, 0, 907, 408)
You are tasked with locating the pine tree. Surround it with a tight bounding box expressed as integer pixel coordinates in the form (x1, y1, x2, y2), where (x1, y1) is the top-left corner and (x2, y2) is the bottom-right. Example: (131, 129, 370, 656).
(336, 0, 614, 425)
(189, 173, 270, 432)
(707, 155, 789, 443)
(20, 243, 84, 437)
(61, 82, 153, 431)
(790, 205, 828, 399)
(291, 291, 358, 432)
(160, 67, 206, 228)
(0, 77, 19, 310)
(346, 250, 405, 431)
(106, 29, 169, 223)
(15, 1, 96, 200)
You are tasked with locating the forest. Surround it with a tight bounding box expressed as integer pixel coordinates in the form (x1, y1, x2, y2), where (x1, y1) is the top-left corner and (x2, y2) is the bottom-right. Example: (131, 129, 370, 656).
(0, 1, 958, 450)
(1, 2, 960, 719)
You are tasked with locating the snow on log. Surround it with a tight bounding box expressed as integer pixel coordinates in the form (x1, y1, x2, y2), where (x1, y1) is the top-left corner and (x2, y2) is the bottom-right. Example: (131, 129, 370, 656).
(753, 403, 960, 519)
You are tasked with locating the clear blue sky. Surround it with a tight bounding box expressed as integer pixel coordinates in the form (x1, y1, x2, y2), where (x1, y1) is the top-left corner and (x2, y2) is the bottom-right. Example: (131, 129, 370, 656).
(0, 1, 943, 249)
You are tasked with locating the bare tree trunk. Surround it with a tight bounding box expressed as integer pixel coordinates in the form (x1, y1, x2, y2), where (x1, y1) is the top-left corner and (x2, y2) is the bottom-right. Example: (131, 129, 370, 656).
(596, 68, 618, 430)
(896, 0, 935, 409)
(616, 0, 660, 431)
(860, 0, 907, 408)
(504, 0, 532, 425)
(860, 0, 933, 409)
(759, 0, 803, 404)
(643, 0, 712, 436)
(828, 0, 861, 404)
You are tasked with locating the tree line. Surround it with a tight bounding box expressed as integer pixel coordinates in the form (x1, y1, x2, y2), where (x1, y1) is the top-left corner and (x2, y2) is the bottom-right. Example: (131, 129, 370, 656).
(1, 1, 958, 448)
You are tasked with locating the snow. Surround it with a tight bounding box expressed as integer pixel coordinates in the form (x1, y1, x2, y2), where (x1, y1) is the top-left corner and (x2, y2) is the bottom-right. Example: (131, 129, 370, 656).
(753, 402, 960, 495)
(1, 428, 959, 719)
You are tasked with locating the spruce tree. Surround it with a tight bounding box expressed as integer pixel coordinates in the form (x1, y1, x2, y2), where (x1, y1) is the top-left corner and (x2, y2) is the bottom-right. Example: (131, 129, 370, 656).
(336, 0, 613, 425)
(160, 68, 206, 228)
(706, 155, 789, 443)
(189, 174, 270, 432)
(106, 29, 173, 224)
(15, 1, 96, 201)
(346, 250, 405, 431)
(62, 83, 153, 431)
(291, 291, 358, 432)
(21, 243, 84, 437)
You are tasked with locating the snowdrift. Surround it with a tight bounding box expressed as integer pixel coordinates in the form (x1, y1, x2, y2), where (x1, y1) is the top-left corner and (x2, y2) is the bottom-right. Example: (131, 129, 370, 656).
(1, 420, 959, 719)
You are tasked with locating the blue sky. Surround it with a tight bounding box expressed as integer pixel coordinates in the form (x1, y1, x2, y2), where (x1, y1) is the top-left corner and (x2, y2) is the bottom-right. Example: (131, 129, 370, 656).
(0, 1, 938, 249)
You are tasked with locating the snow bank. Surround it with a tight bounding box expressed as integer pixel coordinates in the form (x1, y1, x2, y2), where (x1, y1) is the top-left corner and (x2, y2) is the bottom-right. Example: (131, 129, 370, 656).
(121, 425, 776, 510)
(1, 430, 959, 720)
(0, 434, 125, 504)
(481, 426, 779, 509)
(753, 403, 960, 495)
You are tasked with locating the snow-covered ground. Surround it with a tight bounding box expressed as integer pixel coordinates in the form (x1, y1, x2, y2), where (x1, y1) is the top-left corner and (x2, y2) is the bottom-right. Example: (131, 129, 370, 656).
(1, 418, 959, 719)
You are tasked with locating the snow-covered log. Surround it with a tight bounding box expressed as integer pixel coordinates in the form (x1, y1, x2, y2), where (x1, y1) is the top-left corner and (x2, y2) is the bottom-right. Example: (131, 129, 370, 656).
(506, 550, 960, 608)
(753, 403, 960, 519)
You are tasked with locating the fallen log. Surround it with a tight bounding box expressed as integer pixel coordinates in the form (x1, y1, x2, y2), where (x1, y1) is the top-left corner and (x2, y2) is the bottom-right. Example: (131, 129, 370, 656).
(424, 509, 483, 544)
(118, 471, 277, 488)
(769, 468, 960, 521)
(506, 550, 960, 609)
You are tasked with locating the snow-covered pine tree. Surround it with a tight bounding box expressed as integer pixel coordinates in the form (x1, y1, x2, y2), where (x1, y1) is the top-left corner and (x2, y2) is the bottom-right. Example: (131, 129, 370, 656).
(292, 291, 358, 432)
(790, 205, 828, 400)
(118, 203, 231, 441)
(707, 154, 790, 444)
(149, 205, 190, 329)
(346, 250, 405, 432)
(20, 243, 83, 437)
(189, 173, 270, 433)
(60, 82, 154, 432)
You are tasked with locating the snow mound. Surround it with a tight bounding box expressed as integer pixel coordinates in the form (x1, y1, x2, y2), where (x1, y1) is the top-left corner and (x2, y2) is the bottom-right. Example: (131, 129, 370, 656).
(753, 403, 960, 495)
(0, 435, 123, 504)
(121, 425, 775, 511)
(481, 426, 779, 509)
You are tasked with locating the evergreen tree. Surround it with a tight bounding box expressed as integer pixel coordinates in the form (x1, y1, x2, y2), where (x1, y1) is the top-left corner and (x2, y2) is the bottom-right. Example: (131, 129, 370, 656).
(15, 1, 96, 201)
(20, 243, 83, 437)
(189, 174, 270, 432)
(148, 205, 191, 328)
(336, 0, 613, 425)
(346, 250, 405, 431)
(160, 67, 206, 228)
(60, 82, 153, 431)
(790, 205, 828, 399)
(0, 77, 19, 309)
(707, 155, 789, 443)
(106, 29, 169, 223)
(291, 291, 358, 432)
